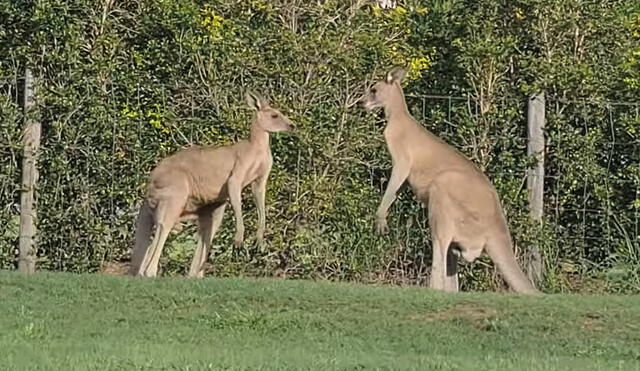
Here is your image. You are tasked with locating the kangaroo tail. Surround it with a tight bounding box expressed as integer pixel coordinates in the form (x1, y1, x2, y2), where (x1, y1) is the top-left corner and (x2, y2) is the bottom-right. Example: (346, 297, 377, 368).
(485, 233, 539, 294)
(130, 201, 154, 276)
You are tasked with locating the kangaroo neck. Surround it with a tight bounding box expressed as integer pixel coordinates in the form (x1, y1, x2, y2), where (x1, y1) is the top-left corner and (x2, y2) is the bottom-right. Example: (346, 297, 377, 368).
(383, 86, 412, 125)
(249, 120, 270, 149)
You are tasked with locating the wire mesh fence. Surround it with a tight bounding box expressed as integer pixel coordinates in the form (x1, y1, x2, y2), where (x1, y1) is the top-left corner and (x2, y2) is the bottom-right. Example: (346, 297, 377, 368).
(544, 98, 640, 274)
(1, 75, 639, 287)
(0, 75, 24, 269)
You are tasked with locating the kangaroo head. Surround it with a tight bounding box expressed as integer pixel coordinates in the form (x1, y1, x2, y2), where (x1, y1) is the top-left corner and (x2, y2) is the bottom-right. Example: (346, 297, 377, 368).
(246, 91, 294, 133)
(360, 67, 407, 111)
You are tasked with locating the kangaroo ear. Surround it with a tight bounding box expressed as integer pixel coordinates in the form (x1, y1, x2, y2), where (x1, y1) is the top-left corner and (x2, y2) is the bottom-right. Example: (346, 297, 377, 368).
(245, 91, 261, 110)
(386, 67, 407, 84)
(245, 91, 269, 111)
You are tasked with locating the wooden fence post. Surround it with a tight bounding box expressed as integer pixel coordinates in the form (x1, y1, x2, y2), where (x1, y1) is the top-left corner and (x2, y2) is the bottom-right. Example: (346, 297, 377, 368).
(18, 68, 40, 273)
(526, 92, 545, 286)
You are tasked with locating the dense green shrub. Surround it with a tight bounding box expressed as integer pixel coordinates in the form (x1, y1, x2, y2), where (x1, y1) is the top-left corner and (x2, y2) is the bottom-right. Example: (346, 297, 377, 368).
(0, 0, 638, 292)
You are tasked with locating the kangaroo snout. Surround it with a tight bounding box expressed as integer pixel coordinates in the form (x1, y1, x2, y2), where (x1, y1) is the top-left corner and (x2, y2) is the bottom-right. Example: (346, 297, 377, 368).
(360, 99, 377, 112)
(285, 122, 295, 132)
(357, 94, 369, 107)
(358, 92, 378, 112)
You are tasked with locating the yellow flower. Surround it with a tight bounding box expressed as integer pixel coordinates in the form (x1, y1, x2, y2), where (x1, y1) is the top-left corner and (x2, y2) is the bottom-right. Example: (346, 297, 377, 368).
(201, 7, 227, 41)
(394, 6, 407, 15)
(407, 56, 431, 81)
(514, 7, 525, 20)
(372, 5, 382, 18)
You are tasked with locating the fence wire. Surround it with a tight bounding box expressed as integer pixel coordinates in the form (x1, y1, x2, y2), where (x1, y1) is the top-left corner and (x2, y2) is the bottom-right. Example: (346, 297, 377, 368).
(1, 76, 639, 280)
(545, 98, 640, 272)
(0, 76, 24, 268)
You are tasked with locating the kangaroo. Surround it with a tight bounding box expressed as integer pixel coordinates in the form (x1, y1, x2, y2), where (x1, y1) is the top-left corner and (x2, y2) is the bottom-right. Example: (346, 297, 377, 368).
(130, 91, 294, 278)
(360, 67, 538, 294)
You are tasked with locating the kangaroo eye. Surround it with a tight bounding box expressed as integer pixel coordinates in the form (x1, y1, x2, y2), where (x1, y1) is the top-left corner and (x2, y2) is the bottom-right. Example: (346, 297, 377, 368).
(271, 113, 278, 119)
(371, 88, 377, 94)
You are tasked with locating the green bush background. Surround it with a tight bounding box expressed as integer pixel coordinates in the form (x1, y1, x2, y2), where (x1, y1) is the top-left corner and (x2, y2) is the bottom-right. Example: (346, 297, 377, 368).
(0, 0, 639, 292)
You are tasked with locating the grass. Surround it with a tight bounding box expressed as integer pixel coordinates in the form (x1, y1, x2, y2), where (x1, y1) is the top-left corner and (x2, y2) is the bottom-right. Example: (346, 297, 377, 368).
(0, 272, 639, 370)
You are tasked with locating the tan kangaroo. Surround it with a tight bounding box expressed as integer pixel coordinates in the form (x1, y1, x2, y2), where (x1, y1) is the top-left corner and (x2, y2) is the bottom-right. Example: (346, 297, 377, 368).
(130, 91, 294, 278)
(360, 67, 538, 294)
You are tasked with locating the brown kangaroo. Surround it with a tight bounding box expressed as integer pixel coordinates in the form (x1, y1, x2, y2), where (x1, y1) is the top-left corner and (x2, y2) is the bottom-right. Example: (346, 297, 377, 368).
(130, 91, 294, 278)
(360, 67, 538, 294)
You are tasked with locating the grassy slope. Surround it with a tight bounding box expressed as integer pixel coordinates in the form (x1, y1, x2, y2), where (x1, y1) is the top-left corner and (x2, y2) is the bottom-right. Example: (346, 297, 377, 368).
(0, 272, 639, 370)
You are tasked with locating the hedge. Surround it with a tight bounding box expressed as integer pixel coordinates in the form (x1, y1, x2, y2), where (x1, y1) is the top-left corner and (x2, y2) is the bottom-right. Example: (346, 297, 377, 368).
(0, 0, 638, 292)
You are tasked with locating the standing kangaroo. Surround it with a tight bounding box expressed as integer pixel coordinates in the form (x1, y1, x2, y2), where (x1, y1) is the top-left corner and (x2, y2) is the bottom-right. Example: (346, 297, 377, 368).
(130, 91, 294, 278)
(360, 67, 537, 294)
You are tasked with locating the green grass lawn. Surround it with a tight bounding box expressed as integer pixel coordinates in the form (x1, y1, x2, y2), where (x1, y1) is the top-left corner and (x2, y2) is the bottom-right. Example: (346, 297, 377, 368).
(0, 272, 639, 370)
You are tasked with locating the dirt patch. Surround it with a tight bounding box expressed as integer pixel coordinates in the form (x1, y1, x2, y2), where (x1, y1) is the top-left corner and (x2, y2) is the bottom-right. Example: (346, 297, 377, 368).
(581, 312, 604, 331)
(99, 260, 217, 277)
(99, 261, 130, 276)
(559, 274, 611, 294)
(409, 302, 499, 327)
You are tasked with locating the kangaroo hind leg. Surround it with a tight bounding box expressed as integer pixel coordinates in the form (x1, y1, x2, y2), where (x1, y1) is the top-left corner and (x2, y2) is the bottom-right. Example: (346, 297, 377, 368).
(430, 233, 456, 292)
(130, 201, 154, 276)
(188, 203, 227, 278)
(139, 197, 185, 277)
(428, 191, 458, 292)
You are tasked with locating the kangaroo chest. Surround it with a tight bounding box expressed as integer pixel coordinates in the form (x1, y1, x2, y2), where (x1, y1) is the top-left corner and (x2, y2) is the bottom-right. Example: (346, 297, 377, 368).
(242, 152, 273, 187)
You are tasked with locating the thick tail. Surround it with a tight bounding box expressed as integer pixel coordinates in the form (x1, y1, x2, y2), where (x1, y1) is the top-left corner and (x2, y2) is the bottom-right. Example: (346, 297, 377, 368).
(129, 201, 154, 276)
(485, 232, 539, 294)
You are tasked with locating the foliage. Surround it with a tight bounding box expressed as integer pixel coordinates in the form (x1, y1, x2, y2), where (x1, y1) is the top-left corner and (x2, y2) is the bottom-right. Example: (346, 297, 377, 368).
(0, 0, 638, 292)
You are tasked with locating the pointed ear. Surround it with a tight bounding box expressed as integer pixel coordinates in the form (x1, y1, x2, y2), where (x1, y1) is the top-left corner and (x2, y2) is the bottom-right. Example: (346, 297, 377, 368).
(245, 91, 261, 111)
(245, 91, 269, 111)
(386, 67, 407, 84)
